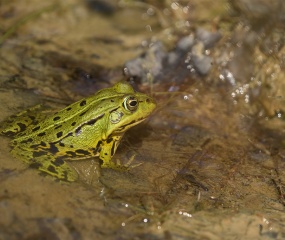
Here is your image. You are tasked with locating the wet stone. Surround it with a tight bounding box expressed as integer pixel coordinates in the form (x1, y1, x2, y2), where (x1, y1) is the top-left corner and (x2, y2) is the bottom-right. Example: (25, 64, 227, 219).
(196, 28, 222, 49)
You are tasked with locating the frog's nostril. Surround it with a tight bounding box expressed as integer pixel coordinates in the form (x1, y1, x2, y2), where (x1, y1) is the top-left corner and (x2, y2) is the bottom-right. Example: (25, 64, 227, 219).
(146, 98, 150, 103)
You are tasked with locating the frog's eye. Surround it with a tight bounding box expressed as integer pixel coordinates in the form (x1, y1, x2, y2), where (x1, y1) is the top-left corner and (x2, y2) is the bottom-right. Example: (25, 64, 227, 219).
(124, 96, 138, 112)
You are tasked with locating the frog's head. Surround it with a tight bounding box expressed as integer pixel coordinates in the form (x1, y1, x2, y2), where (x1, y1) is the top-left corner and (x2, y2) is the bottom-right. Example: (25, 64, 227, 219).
(105, 82, 156, 137)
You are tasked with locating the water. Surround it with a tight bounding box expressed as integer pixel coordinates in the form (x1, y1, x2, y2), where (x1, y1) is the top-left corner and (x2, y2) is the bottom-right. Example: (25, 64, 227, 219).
(0, 0, 284, 239)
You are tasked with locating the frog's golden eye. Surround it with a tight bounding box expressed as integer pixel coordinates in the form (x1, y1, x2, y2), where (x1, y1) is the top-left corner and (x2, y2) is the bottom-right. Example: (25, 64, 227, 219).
(124, 96, 138, 112)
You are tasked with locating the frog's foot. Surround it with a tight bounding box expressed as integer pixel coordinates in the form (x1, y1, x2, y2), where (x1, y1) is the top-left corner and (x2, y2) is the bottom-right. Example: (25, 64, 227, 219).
(29, 157, 78, 182)
(101, 154, 143, 171)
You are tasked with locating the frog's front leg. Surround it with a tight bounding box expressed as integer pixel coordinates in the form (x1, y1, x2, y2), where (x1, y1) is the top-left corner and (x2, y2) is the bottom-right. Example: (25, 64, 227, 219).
(99, 136, 141, 170)
(99, 135, 127, 169)
(99, 135, 120, 168)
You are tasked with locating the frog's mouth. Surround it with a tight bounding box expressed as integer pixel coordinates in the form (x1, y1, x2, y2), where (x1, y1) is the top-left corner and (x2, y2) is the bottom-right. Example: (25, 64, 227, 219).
(114, 117, 147, 133)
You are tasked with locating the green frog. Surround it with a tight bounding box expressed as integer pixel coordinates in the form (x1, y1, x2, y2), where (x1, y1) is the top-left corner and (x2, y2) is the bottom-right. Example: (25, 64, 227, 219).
(1, 81, 156, 181)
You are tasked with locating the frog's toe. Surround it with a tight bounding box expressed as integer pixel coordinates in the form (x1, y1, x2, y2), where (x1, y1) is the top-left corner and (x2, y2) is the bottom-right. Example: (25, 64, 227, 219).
(116, 155, 143, 169)
(101, 154, 143, 171)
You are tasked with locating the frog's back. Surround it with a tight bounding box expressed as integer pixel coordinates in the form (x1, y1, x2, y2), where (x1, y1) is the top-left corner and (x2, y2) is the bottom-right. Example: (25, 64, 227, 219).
(1, 82, 135, 138)
(7, 82, 135, 144)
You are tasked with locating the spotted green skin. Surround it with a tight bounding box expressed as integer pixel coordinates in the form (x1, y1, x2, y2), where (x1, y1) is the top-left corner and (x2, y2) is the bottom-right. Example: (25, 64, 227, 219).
(1, 81, 156, 181)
